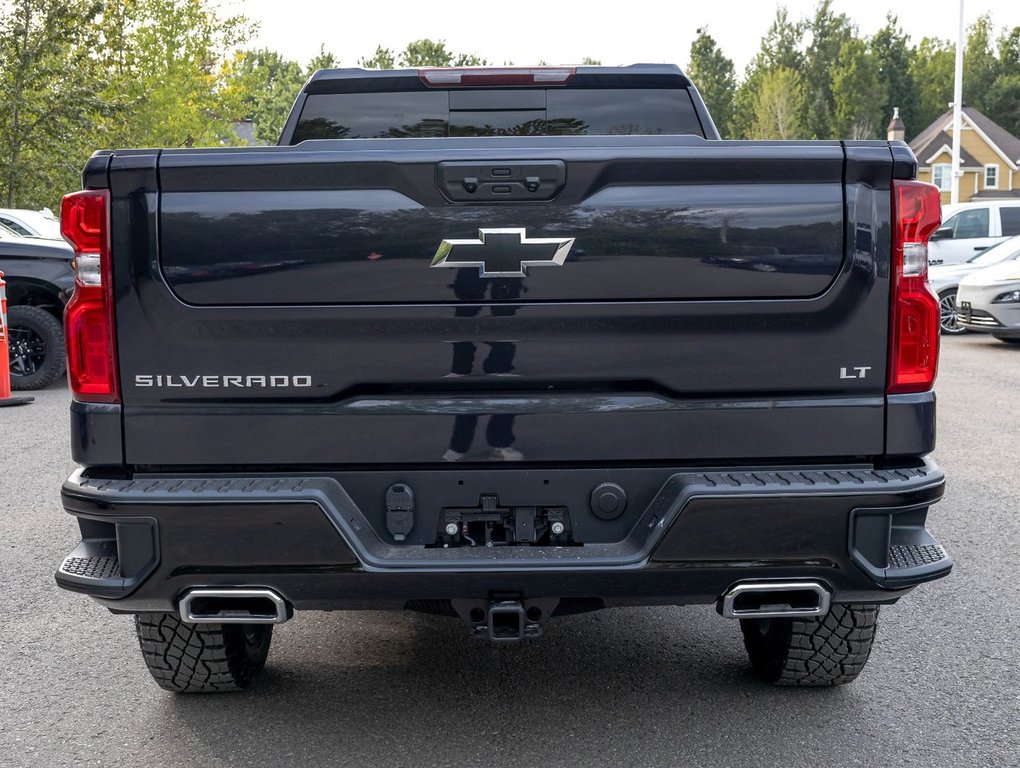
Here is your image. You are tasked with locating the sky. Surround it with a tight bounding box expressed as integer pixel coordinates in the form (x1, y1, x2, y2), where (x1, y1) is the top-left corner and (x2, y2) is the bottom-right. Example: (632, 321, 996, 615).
(229, 0, 1020, 74)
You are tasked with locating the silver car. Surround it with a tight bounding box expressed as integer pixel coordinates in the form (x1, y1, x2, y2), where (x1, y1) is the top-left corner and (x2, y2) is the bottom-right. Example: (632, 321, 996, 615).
(0, 207, 61, 239)
(957, 257, 1020, 344)
(930, 235, 1020, 333)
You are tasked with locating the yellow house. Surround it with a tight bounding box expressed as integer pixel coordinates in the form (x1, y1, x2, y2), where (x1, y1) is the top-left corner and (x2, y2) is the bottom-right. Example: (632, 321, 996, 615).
(895, 106, 1020, 204)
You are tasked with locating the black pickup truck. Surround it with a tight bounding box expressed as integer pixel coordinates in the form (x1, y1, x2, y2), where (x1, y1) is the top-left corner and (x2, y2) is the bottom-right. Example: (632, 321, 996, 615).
(55, 65, 951, 692)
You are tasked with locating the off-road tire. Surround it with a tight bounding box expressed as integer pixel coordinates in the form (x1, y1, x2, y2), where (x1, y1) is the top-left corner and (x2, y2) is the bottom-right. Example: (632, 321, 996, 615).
(7, 305, 65, 390)
(740, 603, 879, 686)
(135, 613, 272, 693)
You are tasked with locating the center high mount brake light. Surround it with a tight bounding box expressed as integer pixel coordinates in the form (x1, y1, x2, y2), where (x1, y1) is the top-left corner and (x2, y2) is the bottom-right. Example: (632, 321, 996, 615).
(419, 67, 575, 87)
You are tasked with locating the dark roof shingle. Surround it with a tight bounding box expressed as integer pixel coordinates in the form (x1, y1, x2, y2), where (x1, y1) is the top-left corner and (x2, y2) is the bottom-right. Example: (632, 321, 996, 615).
(909, 107, 1020, 166)
(912, 130, 981, 167)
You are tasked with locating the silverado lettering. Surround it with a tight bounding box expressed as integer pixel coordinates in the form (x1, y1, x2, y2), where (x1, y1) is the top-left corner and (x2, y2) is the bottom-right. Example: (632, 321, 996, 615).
(134, 374, 313, 388)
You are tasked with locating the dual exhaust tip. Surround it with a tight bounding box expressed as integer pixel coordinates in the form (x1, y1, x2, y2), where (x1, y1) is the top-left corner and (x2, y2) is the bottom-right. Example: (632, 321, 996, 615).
(178, 588, 291, 624)
(719, 581, 831, 620)
(176, 581, 831, 625)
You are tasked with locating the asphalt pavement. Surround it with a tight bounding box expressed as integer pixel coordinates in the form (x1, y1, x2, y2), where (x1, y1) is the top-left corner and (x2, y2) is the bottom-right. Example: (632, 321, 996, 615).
(1, 334, 1018, 768)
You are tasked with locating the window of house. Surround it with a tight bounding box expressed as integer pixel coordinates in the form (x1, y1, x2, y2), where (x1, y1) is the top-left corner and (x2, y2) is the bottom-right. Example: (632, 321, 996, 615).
(932, 164, 952, 191)
(985, 164, 999, 189)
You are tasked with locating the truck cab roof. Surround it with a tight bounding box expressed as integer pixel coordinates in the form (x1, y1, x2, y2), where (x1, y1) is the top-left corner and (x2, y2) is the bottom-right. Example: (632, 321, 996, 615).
(303, 63, 692, 92)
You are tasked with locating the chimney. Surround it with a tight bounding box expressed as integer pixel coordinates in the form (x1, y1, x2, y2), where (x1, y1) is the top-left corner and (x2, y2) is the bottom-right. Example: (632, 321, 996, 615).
(887, 107, 906, 142)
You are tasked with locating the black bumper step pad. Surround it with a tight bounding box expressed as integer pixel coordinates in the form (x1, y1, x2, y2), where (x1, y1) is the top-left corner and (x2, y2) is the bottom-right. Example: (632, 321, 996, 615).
(54, 520, 159, 598)
(888, 543, 948, 570)
(60, 555, 121, 580)
(851, 502, 952, 588)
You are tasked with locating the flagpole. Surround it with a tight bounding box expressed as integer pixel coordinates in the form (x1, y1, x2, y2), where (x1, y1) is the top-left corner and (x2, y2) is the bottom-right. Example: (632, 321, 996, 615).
(951, 0, 965, 205)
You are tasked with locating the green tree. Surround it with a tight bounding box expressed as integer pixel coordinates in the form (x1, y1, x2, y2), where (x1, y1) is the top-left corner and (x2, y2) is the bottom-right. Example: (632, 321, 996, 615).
(225, 48, 306, 145)
(307, 45, 339, 71)
(998, 26, 1020, 76)
(987, 26, 1020, 135)
(963, 14, 1000, 110)
(686, 27, 736, 137)
(749, 67, 805, 139)
(831, 38, 885, 139)
(400, 39, 485, 67)
(984, 74, 1020, 137)
(0, 0, 111, 207)
(871, 14, 919, 140)
(581, 57, 601, 65)
(802, 0, 855, 138)
(101, 0, 252, 149)
(359, 45, 395, 69)
(909, 37, 954, 139)
(731, 7, 804, 139)
(358, 39, 486, 69)
(755, 6, 804, 71)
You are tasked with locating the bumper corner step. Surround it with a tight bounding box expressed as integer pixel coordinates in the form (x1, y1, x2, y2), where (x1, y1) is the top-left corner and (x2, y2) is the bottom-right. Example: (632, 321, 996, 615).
(54, 519, 159, 599)
(888, 542, 948, 570)
(61, 553, 121, 580)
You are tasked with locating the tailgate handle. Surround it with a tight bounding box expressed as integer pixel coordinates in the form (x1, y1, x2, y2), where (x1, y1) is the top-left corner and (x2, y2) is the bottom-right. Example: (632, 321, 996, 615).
(438, 160, 565, 202)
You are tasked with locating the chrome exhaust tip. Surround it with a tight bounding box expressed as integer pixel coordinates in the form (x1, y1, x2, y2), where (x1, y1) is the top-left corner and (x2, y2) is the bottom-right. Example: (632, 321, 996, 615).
(178, 588, 291, 624)
(719, 581, 831, 620)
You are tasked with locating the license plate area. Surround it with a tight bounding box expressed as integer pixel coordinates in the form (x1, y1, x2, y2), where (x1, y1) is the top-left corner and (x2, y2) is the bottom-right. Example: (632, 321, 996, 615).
(433, 493, 578, 547)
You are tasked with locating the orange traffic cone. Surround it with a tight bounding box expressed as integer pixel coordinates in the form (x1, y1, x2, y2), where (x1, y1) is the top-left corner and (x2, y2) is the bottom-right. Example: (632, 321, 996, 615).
(0, 271, 35, 407)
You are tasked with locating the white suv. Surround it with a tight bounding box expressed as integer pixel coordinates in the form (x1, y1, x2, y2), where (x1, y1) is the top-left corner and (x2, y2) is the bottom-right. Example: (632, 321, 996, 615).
(928, 200, 1020, 266)
(0, 208, 61, 240)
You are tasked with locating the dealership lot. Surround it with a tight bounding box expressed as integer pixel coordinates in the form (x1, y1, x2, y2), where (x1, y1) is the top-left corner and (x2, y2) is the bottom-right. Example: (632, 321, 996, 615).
(1, 334, 1018, 768)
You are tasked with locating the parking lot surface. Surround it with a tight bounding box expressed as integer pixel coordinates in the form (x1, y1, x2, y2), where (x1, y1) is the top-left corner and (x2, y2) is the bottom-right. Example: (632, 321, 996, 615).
(1, 334, 1018, 768)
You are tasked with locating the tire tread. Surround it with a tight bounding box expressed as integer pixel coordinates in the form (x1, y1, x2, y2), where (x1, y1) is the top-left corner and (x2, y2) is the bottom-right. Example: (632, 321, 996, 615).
(8, 305, 65, 390)
(741, 603, 879, 687)
(134, 613, 270, 693)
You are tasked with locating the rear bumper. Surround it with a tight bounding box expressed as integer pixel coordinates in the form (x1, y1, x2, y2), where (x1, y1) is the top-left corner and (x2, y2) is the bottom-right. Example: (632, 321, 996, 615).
(957, 283, 1020, 333)
(56, 460, 951, 613)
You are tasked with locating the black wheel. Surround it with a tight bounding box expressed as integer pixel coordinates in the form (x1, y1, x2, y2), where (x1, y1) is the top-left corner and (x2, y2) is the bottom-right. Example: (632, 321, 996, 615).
(7, 305, 65, 390)
(938, 290, 966, 334)
(740, 604, 879, 686)
(991, 335, 1020, 345)
(135, 613, 273, 693)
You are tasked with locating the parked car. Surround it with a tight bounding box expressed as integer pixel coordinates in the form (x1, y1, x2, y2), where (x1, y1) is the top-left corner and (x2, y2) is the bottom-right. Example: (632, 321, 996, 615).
(928, 200, 1020, 266)
(957, 257, 1020, 343)
(0, 207, 62, 240)
(0, 229, 74, 389)
(0, 216, 72, 251)
(930, 235, 1020, 333)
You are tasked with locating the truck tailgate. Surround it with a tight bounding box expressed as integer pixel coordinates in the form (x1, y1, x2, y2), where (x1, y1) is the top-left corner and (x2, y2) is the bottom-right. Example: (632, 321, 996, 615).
(108, 138, 894, 466)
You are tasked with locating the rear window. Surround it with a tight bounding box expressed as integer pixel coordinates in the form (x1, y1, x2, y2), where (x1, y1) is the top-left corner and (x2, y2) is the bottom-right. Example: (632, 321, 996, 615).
(1000, 206, 1020, 236)
(290, 88, 704, 142)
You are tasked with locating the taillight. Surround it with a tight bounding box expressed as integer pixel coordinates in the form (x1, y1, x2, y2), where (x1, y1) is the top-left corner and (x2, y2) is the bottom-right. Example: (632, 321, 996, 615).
(62, 189, 119, 403)
(888, 180, 942, 394)
(418, 67, 575, 87)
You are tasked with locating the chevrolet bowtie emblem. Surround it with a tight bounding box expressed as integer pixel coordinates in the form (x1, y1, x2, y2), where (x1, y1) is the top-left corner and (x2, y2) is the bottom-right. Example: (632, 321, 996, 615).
(431, 228, 575, 278)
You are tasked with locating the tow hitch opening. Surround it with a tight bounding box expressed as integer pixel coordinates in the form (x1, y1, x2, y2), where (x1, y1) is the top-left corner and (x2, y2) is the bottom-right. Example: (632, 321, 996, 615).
(452, 598, 558, 643)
